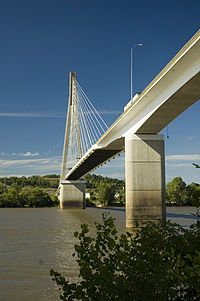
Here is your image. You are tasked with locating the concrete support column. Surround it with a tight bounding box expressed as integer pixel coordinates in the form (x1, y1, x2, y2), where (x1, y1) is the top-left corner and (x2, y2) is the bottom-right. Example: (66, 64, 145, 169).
(60, 180, 86, 209)
(125, 134, 166, 228)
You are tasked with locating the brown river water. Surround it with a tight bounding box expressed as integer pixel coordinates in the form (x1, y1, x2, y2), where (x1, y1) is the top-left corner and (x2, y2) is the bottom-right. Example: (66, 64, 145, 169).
(0, 207, 199, 301)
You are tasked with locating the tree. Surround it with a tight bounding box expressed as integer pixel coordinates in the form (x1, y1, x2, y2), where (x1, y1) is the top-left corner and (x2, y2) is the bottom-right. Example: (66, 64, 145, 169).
(51, 194, 59, 206)
(19, 189, 31, 207)
(28, 187, 52, 207)
(191, 186, 200, 209)
(0, 185, 58, 208)
(4, 185, 21, 207)
(0, 182, 5, 194)
(119, 186, 125, 204)
(191, 164, 200, 210)
(166, 177, 189, 205)
(50, 213, 200, 301)
(98, 182, 115, 206)
(84, 174, 125, 195)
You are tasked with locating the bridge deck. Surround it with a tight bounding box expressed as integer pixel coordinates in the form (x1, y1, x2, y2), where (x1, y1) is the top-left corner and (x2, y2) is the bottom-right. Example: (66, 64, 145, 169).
(67, 148, 123, 180)
(137, 71, 200, 133)
(65, 30, 200, 180)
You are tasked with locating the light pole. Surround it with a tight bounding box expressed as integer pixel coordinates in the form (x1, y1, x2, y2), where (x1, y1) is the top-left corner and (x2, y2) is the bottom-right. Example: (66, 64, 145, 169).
(131, 43, 143, 99)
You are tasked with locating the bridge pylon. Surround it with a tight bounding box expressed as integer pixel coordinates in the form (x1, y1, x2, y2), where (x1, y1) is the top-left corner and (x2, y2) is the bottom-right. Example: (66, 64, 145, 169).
(60, 72, 86, 209)
(125, 134, 166, 228)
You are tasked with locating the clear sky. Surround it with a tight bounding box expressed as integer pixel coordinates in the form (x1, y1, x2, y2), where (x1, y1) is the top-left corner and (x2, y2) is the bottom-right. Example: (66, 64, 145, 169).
(0, 0, 199, 184)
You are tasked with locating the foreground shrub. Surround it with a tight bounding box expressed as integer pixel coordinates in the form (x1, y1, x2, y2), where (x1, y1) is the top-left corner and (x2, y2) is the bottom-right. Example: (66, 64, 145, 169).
(50, 214, 200, 300)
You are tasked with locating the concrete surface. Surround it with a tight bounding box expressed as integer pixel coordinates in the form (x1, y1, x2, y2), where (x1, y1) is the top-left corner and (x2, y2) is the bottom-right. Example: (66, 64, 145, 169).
(125, 134, 166, 228)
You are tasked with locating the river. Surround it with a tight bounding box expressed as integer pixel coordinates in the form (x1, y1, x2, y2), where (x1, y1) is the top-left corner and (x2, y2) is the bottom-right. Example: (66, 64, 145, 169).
(0, 207, 199, 301)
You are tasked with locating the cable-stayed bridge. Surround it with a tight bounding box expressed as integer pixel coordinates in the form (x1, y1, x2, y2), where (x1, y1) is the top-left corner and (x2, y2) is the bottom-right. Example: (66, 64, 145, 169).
(60, 30, 200, 228)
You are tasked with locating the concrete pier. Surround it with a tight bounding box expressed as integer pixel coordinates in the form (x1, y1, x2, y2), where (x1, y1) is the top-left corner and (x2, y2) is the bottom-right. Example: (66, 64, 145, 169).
(59, 179, 86, 209)
(125, 134, 166, 228)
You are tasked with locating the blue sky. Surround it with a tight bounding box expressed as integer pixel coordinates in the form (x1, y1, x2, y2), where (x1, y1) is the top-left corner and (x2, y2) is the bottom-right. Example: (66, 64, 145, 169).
(0, 0, 199, 184)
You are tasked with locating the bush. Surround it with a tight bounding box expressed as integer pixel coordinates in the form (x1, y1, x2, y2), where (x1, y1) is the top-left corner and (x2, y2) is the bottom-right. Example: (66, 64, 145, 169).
(50, 213, 200, 300)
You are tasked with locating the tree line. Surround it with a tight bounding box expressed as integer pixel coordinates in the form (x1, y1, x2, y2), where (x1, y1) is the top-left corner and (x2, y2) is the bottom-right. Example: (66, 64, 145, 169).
(0, 174, 59, 208)
(0, 173, 199, 208)
(0, 174, 60, 188)
(0, 184, 59, 208)
(85, 174, 200, 207)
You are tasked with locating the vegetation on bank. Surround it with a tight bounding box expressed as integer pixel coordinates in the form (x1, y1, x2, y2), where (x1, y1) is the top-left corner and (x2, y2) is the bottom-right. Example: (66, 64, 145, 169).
(85, 174, 125, 206)
(166, 176, 200, 206)
(85, 174, 200, 207)
(0, 174, 60, 188)
(0, 174, 125, 208)
(0, 175, 59, 208)
(0, 185, 59, 207)
(0, 173, 199, 207)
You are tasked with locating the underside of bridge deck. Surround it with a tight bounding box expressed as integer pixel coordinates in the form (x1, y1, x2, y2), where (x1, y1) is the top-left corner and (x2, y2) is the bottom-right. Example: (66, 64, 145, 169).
(136, 71, 200, 134)
(66, 149, 123, 180)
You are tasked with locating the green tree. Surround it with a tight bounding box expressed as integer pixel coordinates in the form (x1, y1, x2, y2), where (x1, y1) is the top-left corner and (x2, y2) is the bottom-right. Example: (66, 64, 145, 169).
(166, 177, 189, 205)
(191, 186, 200, 208)
(0, 179, 58, 208)
(19, 189, 31, 207)
(119, 186, 125, 204)
(98, 182, 115, 206)
(85, 174, 125, 195)
(0, 182, 6, 194)
(51, 194, 59, 206)
(50, 213, 200, 301)
(4, 185, 22, 207)
(188, 183, 200, 204)
(28, 187, 52, 207)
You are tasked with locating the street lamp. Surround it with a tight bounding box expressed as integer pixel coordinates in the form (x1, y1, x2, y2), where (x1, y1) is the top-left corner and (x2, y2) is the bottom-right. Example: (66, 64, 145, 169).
(131, 43, 143, 99)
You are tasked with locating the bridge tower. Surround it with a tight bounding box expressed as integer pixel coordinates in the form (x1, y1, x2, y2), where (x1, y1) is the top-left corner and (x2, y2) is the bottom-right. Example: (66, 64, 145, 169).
(60, 72, 86, 209)
(125, 134, 166, 228)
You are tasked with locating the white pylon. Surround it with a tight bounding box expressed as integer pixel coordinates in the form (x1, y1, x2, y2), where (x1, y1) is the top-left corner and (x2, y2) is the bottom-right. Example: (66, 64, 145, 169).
(61, 72, 82, 180)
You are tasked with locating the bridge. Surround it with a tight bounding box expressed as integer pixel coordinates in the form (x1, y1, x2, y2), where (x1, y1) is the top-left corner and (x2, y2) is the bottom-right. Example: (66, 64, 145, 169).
(60, 29, 200, 228)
